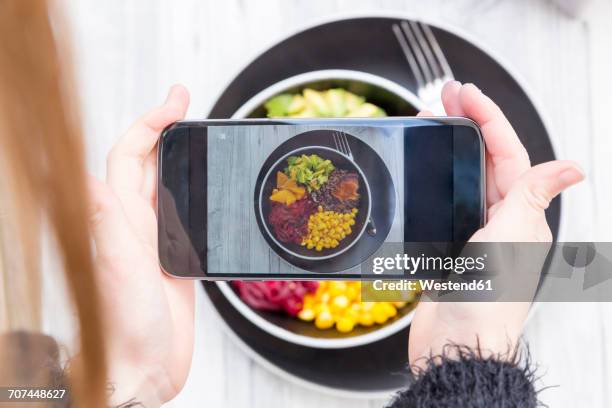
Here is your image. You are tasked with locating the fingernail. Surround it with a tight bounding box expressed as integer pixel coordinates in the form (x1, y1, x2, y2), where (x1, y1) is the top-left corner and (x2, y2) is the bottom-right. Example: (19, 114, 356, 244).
(166, 84, 184, 103)
(559, 165, 585, 186)
(165, 87, 176, 103)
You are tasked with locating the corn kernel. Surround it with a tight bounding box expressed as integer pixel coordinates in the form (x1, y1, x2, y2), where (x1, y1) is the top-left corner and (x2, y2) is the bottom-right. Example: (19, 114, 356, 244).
(331, 295, 349, 310)
(372, 305, 388, 324)
(328, 282, 347, 296)
(361, 302, 375, 312)
(315, 311, 334, 329)
(345, 285, 358, 300)
(297, 308, 315, 321)
(344, 308, 359, 321)
(382, 303, 398, 318)
(336, 317, 356, 333)
(358, 313, 374, 326)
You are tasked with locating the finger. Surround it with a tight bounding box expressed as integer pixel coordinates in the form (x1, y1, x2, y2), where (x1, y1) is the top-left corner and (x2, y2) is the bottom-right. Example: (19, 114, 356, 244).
(416, 110, 434, 117)
(441, 80, 464, 116)
(107, 85, 190, 194)
(458, 83, 530, 196)
(485, 154, 502, 205)
(476, 160, 584, 242)
(459, 83, 529, 165)
(506, 160, 584, 213)
(111, 85, 189, 161)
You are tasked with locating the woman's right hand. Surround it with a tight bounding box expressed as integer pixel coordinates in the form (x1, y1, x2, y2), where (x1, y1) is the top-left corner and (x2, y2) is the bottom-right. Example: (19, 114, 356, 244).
(408, 82, 584, 365)
(88, 85, 195, 406)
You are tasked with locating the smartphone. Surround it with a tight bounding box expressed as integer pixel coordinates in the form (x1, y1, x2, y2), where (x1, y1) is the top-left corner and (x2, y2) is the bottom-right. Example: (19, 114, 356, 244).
(157, 117, 485, 279)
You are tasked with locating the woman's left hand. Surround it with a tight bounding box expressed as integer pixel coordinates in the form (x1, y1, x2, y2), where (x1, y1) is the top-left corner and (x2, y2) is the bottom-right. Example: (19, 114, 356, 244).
(409, 82, 584, 365)
(88, 85, 194, 406)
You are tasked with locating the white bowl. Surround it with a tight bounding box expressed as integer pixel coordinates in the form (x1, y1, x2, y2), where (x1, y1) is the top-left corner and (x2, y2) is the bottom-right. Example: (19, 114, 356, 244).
(232, 69, 425, 118)
(217, 281, 417, 349)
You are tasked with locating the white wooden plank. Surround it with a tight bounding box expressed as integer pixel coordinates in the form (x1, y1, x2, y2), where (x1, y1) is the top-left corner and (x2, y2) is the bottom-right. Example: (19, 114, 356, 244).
(586, 0, 612, 242)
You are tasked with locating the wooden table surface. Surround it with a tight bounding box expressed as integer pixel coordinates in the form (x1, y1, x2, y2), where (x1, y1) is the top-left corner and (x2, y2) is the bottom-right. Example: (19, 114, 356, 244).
(53, 0, 612, 406)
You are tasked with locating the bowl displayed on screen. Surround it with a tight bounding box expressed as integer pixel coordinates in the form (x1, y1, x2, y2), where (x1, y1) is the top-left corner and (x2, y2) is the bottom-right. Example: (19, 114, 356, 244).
(258, 145, 371, 261)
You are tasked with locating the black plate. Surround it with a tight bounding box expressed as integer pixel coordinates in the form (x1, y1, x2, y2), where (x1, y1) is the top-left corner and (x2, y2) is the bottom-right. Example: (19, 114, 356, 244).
(205, 16, 559, 394)
(254, 129, 395, 273)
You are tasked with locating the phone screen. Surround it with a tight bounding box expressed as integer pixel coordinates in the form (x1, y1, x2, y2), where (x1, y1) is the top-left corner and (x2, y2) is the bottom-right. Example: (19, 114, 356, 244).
(158, 118, 484, 279)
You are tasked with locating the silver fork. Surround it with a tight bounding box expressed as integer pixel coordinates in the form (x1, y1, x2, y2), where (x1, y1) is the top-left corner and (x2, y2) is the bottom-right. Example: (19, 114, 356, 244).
(392, 20, 454, 115)
(332, 131, 376, 236)
(332, 130, 353, 159)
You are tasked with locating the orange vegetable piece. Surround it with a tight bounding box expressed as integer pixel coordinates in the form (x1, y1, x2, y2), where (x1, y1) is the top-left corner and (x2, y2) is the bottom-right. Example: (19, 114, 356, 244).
(288, 185, 306, 199)
(286, 193, 297, 205)
(277, 171, 289, 188)
(271, 171, 305, 205)
(282, 178, 298, 189)
(270, 189, 297, 205)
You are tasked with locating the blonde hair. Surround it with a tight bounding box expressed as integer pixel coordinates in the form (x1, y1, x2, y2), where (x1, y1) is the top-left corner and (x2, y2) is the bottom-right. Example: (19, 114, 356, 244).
(0, 0, 106, 406)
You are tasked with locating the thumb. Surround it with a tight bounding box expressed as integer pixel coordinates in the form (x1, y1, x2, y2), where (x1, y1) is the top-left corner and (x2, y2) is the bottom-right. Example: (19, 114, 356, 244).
(88, 175, 139, 261)
(505, 160, 584, 214)
(475, 160, 584, 242)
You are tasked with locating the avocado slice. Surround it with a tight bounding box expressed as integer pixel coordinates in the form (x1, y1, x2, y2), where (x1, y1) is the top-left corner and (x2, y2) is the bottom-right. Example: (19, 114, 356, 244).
(343, 91, 365, 113)
(303, 89, 331, 117)
(346, 102, 386, 117)
(325, 89, 347, 117)
(264, 88, 386, 118)
(264, 94, 293, 117)
(290, 106, 317, 118)
(287, 95, 305, 114)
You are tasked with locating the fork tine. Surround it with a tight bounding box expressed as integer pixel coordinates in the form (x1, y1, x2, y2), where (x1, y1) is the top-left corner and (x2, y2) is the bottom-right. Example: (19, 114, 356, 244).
(341, 132, 352, 158)
(335, 131, 345, 155)
(392, 23, 425, 88)
(410, 21, 442, 80)
(400, 20, 434, 84)
(332, 131, 339, 152)
(338, 131, 345, 154)
(420, 22, 454, 79)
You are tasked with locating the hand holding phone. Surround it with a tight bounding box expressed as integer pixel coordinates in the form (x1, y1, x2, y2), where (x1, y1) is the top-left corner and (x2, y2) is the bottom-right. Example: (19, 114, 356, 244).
(409, 81, 584, 365)
(89, 85, 195, 405)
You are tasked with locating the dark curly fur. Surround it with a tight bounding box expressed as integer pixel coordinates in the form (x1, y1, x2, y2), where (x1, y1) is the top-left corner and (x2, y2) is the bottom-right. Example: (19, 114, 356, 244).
(387, 343, 541, 408)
